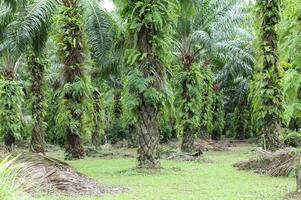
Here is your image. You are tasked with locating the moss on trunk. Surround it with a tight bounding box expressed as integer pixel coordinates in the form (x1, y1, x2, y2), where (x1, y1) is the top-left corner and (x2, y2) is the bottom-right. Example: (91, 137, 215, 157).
(29, 52, 46, 154)
(59, 0, 86, 159)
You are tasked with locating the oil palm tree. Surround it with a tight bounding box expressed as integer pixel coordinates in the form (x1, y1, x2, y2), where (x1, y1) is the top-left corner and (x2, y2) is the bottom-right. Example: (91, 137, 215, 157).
(0, 0, 26, 152)
(251, 0, 284, 151)
(115, 0, 179, 168)
(173, 0, 254, 152)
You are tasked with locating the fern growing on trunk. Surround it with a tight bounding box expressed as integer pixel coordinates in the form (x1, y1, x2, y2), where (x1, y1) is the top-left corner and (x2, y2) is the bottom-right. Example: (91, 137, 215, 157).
(211, 87, 225, 141)
(251, 0, 284, 151)
(57, 1, 87, 159)
(0, 59, 24, 152)
(119, 0, 179, 168)
(28, 50, 47, 154)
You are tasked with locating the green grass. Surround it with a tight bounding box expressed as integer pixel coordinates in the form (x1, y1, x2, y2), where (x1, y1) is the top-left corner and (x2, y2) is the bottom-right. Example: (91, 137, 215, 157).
(38, 146, 295, 200)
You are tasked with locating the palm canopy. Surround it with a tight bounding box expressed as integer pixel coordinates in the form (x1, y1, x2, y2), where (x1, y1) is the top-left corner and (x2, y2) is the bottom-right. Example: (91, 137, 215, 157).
(0, 0, 26, 27)
(174, 0, 254, 79)
(0, 0, 27, 71)
(0, 0, 117, 69)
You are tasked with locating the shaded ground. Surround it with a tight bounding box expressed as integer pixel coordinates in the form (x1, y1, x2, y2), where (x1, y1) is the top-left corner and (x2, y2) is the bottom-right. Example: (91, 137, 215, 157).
(285, 193, 301, 200)
(161, 138, 236, 152)
(86, 139, 238, 162)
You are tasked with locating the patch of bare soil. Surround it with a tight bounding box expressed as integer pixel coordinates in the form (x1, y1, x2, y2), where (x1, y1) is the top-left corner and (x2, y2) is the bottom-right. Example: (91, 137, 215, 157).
(196, 139, 234, 151)
(87, 146, 212, 162)
(86, 148, 136, 159)
(160, 150, 213, 163)
(164, 139, 235, 152)
(234, 148, 299, 177)
(13, 153, 126, 197)
(86, 139, 240, 160)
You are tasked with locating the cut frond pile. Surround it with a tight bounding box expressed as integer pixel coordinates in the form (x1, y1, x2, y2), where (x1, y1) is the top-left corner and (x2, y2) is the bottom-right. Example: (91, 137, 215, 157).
(12, 153, 126, 197)
(234, 148, 299, 177)
(0, 156, 32, 200)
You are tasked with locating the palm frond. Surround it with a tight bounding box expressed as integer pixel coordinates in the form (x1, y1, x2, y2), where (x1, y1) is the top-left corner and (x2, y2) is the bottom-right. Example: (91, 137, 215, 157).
(0, 1, 12, 27)
(84, 0, 124, 78)
(3, 0, 59, 55)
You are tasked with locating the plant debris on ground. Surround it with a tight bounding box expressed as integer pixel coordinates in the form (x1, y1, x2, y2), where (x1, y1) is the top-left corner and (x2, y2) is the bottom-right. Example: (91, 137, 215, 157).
(234, 148, 299, 177)
(12, 153, 126, 197)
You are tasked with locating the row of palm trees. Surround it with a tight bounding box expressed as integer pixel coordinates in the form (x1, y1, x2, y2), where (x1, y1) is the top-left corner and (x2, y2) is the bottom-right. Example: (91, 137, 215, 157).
(0, 0, 261, 168)
(0, 0, 114, 158)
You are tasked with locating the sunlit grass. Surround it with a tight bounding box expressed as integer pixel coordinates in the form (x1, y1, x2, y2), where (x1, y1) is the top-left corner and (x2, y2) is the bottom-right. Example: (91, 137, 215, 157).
(39, 146, 295, 200)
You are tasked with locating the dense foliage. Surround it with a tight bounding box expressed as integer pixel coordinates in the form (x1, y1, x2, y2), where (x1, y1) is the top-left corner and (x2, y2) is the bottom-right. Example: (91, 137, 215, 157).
(0, 77, 24, 152)
(0, 0, 301, 168)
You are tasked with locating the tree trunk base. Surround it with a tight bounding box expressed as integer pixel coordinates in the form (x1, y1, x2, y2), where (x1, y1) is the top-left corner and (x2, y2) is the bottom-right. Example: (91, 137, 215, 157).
(199, 128, 210, 139)
(181, 130, 195, 153)
(137, 103, 160, 169)
(137, 128, 160, 169)
(4, 133, 15, 153)
(211, 130, 221, 141)
(297, 153, 301, 193)
(262, 119, 283, 151)
(65, 133, 85, 160)
(91, 131, 100, 148)
(30, 122, 45, 154)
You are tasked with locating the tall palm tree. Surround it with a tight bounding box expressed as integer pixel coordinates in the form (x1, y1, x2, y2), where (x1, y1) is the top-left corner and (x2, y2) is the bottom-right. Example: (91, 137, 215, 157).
(0, 0, 26, 152)
(115, 0, 179, 169)
(26, 8, 50, 153)
(28, 49, 47, 153)
(251, 0, 284, 151)
(174, 0, 254, 152)
(55, 0, 87, 159)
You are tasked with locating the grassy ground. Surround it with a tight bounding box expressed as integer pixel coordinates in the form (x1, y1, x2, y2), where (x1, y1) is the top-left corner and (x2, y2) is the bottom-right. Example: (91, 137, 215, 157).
(38, 146, 295, 200)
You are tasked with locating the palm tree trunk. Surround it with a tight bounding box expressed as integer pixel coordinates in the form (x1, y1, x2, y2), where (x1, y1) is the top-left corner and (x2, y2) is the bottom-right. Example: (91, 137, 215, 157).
(181, 76, 195, 152)
(91, 90, 101, 147)
(137, 95, 160, 169)
(297, 152, 301, 193)
(136, 26, 161, 169)
(61, 0, 85, 159)
(236, 106, 246, 140)
(262, 119, 282, 151)
(29, 52, 46, 153)
(123, 0, 178, 168)
(258, 0, 284, 151)
(181, 128, 195, 152)
(2, 58, 21, 152)
(3, 67, 16, 153)
(180, 53, 197, 152)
